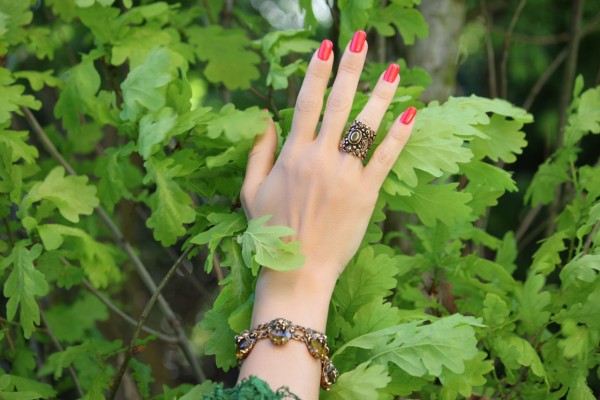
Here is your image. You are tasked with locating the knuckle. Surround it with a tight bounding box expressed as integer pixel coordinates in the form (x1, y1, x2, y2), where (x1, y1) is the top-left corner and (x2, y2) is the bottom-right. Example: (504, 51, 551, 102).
(373, 147, 397, 169)
(338, 60, 362, 75)
(295, 96, 322, 113)
(239, 184, 251, 206)
(326, 94, 351, 112)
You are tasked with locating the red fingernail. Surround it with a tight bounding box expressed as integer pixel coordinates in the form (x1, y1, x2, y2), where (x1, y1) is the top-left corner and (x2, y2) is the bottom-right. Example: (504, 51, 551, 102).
(318, 39, 333, 61)
(383, 63, 400, 83)
(399, 107, 417, 125)
(350, 30, 367, 53)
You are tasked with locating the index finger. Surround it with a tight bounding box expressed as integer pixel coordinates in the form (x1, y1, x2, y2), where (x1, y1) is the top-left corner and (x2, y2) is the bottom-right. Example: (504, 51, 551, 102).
(285, 39, 334, 146)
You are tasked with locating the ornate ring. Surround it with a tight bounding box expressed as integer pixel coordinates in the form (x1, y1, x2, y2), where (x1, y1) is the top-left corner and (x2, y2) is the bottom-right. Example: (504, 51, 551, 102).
(339, 120, 376, 161)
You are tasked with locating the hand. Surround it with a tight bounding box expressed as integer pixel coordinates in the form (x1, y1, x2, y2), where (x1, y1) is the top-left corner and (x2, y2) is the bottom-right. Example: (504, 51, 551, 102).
(241, 31, 417, 289)
(238, 31, 417, 399)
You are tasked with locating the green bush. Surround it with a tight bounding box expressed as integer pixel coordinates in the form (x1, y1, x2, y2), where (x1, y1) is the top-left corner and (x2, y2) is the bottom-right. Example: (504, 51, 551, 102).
(0, 0, 598, 399)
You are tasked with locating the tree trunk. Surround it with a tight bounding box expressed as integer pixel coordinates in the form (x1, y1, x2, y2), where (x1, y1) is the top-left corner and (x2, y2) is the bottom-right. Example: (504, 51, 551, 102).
(408, 0, 467, 102)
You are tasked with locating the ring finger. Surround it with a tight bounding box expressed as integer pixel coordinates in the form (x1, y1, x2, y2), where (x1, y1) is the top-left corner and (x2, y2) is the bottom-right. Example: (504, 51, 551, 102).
(339, 63, 400, 163)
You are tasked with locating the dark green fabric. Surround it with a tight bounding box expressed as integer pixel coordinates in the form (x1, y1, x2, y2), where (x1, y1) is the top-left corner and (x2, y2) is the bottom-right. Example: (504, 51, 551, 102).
(203, 376, 301, 400)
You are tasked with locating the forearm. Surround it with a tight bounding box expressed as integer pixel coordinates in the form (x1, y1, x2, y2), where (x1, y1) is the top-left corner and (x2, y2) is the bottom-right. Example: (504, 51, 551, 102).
(237, 265, 337, 400)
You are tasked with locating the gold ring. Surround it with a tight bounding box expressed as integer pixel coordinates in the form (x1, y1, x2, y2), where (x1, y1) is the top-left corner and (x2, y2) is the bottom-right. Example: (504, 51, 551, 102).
(339, 120, 376, 161)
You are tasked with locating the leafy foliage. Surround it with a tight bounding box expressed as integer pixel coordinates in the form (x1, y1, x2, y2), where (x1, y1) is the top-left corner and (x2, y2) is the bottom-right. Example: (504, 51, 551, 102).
(0, 0, 598, 399)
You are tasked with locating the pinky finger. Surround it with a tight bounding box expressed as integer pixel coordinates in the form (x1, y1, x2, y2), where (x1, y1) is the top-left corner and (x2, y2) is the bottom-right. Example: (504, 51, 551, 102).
(363, 106, 417, 189)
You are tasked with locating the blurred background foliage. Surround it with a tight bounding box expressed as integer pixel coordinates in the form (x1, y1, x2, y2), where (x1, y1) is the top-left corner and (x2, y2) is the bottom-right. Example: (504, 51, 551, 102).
(1, 0, 599, 398)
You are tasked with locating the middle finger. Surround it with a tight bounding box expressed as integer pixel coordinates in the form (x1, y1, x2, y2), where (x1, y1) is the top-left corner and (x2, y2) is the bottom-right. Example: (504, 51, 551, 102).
(316, 30, 368, 149)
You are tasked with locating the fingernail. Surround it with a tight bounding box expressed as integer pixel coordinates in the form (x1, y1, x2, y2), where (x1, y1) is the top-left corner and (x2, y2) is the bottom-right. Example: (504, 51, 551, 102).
(399, 107, 417, 125)
(318, 39, 333, 61)
(350, 30, 367, 53)
(383, 63, 400, 83)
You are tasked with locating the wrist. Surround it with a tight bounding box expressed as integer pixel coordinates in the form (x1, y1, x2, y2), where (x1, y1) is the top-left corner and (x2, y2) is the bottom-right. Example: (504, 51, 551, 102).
(251, 264, 337, 332)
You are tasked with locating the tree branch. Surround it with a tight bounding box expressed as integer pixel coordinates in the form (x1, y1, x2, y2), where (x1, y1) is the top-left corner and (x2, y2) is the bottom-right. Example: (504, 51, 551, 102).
(82, 279, 179, 344)
(2, 217, 15, 247)
(523, 48, 568, 111)
(499, 0, 527, 99)
(109, 246, 195, 400)
(557, 0, 585, 147)
(482, 0, 498, 98)
(515, 204, 542, 242)
(20, 107, 206, 382)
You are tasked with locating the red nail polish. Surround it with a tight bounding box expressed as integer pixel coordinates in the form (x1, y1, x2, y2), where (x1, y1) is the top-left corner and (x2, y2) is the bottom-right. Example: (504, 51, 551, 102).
(318, 39, 333, 61)
(399, 107, 417, 125)
(350, 30, 367, 53)
(383, 63, 400, 83)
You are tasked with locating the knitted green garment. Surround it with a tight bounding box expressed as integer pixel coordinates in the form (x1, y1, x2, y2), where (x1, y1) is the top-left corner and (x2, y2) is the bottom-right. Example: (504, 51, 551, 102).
(203, 376, 301, 400)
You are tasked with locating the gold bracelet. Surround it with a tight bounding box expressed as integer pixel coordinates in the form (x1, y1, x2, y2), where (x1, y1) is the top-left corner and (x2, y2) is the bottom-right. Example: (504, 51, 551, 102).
(235, 318, 339, 390)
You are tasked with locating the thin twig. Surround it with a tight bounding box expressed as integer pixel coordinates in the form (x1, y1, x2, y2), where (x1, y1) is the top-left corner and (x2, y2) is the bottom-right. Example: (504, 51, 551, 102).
(108, 246, 195, 400)
(40, 312, 84, 397)
(0, 320, 16, 351)
(548, 0, 585, 237)
(515, 204, 542, 242)
(2, 217, 15, 246)
(21, 107, 206, 382)
(482, 0, 497, 98)
(523, 48, 568, 110)
(582, 220, 600, 255)
(82, 279, 179, 344)
(557, 0, 585, 148)
(499, 0, 527, 99)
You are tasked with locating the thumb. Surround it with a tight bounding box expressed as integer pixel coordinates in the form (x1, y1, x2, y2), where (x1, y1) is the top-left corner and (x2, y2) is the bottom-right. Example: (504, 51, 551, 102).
(240, 116, 277, 212)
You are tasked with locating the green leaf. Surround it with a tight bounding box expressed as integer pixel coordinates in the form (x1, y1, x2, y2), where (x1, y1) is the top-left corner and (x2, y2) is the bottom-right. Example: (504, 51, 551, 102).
(493, 334, 546, 378)
(120, 47, 173, 122)
(333, 246, 398, 321)
(341, 301, 401, 342)
(138, 107, 178, 159)
(567, 371, 596, 400)
(260, 29, 319, 62)
(531, 231, 567, 275)
(145, 157, 197, 246)
(369, 4, 428, 44)
(177, 381, 220, 400)
(129, 359, 155, 399)
(187, 25, 260, 89)
(206, 104, 270, 142)
(470, 114, 528, 163)
(515, 274, 551, 335)
(439, 352, 494, 397)
(190, 212, 246, 272)
(0, 0, 33, 54)
(322, 362, 390, 400)
(237, 215, 304, 274)
(0, 130, 38, 164)
(338, 0, 373, 49)
(525, 148, 574, 206)
(14, 70, 61, 91)
(44, 293, 108, 342)
(94, 142, 138, 211)
(460, 160, 517, 216)
(37, 224, 120, 288)
(111, 27, 175, 68)
(560, 254, 600, 287)
(21, 166, 99, 223)
(0, 375, 56, 399)
(391, 125, 472, 188)
(0, 243, 48, 338)
(0, 69, 41, 124)
(482, 293, 510, 327)
(335, 314, 482, 378)
(389, 181, 473, 227)
(564, 86, 600, 146)
(54, 55, 101, 135)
